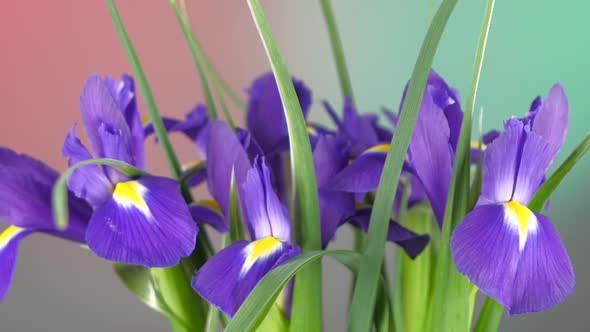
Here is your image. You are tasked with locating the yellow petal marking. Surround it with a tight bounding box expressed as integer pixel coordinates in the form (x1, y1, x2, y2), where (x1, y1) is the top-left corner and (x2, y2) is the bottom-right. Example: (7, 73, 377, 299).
(197, 200, 222, 214)
(0, 226, 25, 250)
(364, 144, 391, 154)
(503, 200, 537, 251)
(112, 181, 149, 213)
(241, 236, 283, 276)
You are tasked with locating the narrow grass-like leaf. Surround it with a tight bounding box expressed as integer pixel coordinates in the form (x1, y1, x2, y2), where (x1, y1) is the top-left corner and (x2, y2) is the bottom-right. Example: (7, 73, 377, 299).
(347, 1, 458, 330)
(204, 306, 220, 332)
(225, 250, 359, 332)
(106, 0, 183, 179)
(246, 1, 323, 331)
(113, 264, 189, 330)
(52, 158, 145, 229)
(528, 131, 590, 212)
(319, 0, 354, 102)
(169, 0, 218, 120)
(429, 0, 495, 330)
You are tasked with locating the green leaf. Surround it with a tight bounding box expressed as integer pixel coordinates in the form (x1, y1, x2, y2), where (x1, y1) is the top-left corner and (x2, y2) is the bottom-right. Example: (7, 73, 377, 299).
(204, 306, 221, 332)
(52, 158, 146, 229)
(319, 0, 354, 103)
(225, 250, 359, 332)
(228, 171, 245, 244)
(246, 1, 323, 331)
(113, 264, 189, 330)
(428, 0, 495, 330)
(106, 0, 184, 180)
(528, 131, 590, 212)
(347, 0, 458, 330)
(169, 0, 218, 120)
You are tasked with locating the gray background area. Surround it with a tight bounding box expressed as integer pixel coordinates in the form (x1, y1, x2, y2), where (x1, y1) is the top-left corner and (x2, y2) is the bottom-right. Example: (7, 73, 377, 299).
(1, 1, 589, 331)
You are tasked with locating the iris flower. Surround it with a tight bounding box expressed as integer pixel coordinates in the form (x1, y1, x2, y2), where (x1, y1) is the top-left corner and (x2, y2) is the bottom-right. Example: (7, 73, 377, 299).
(192, 157, 300, 317)
(451, 84, 575, 315)
(62, 75, 197, 267)
(327, 70, 462, 228)
(0, 148, 92, 300)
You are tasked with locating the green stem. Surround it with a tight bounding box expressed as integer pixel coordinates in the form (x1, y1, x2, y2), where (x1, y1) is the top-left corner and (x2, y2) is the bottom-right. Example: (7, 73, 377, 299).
(393, 177, 411, 332)
(473, 299, 503, 332)
(176, 0, 245, 112)
(319, 0, 354, 103)
(429, 0, 495, 330)
(107, 0, 182, 179)
(169, 0, 218, 120)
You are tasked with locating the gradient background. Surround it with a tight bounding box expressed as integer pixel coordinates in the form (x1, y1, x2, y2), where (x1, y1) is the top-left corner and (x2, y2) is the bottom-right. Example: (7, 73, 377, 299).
(0, 1, 588, 331)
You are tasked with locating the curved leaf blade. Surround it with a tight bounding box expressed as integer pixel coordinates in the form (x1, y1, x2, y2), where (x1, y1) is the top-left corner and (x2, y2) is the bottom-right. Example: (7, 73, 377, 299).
(348, 0, 458, 330)
(529, 131, 590, 212)
(52, 158, 146, 229)
(246, 1, 323, 331)
(225, 250, 359, 332)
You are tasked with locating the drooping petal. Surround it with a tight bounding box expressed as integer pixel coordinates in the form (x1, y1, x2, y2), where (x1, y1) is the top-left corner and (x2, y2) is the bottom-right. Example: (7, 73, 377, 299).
(192, 238, 299, 317)
(326, 147, 387, 193)
(530, 84, 569, 164)
(79, 75, 137, 166)
(408, 93, 454, 226)
(313, 135, 355, 247)
(478, 119, 525, 206)
(348, 208, 429, 259)
(62, 126, 113, 207)
(246, 72, 311, 154)
(451, 203, 574, 315)
(206, 121, 251, 218)
(181, 163, 207, 188)
(0, 148, 92, 237)
(0, 226, 33, 301)
(85, 176, 197, 267)
(239, 158, 291, 242)
(509, 213, 574, 315)
(189, 201, 228, 233)
(451, 204, 522, 308)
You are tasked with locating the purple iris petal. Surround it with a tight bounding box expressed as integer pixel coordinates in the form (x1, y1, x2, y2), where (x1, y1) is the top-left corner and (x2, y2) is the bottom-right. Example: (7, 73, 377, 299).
(0, 148, 91, 237)
(246, 72, 312, 155)
(79, 75, 138, 167)
(408, 93, 454, 227)
(85, 175, 197, 267)
(314, 136, 356, 247)
(327, 151, 386, 193)
(62, 126, 113, 208)
(183, 165, 207, 188)
(477, 119, 525, 206)
(189, 203, 228, 233)
(341, 97, 380, 157)
(529, 84, 569, 164)
(451, 204, 574, 315)
(451, 204, 521, 309)
(206, 121, 251, 218)
(103, 75, 145, 170)
(239, 157, 291, 242)
(509, 212, 574, 315)
(192, 240, 299, 318)
(0, 227, 33, 301)
(349, 208, 429, 259)
(511, 130, 553, 205)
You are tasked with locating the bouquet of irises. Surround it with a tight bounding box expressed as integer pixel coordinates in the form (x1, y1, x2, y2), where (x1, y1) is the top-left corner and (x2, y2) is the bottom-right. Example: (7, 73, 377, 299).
(1, 0, 587, 331)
